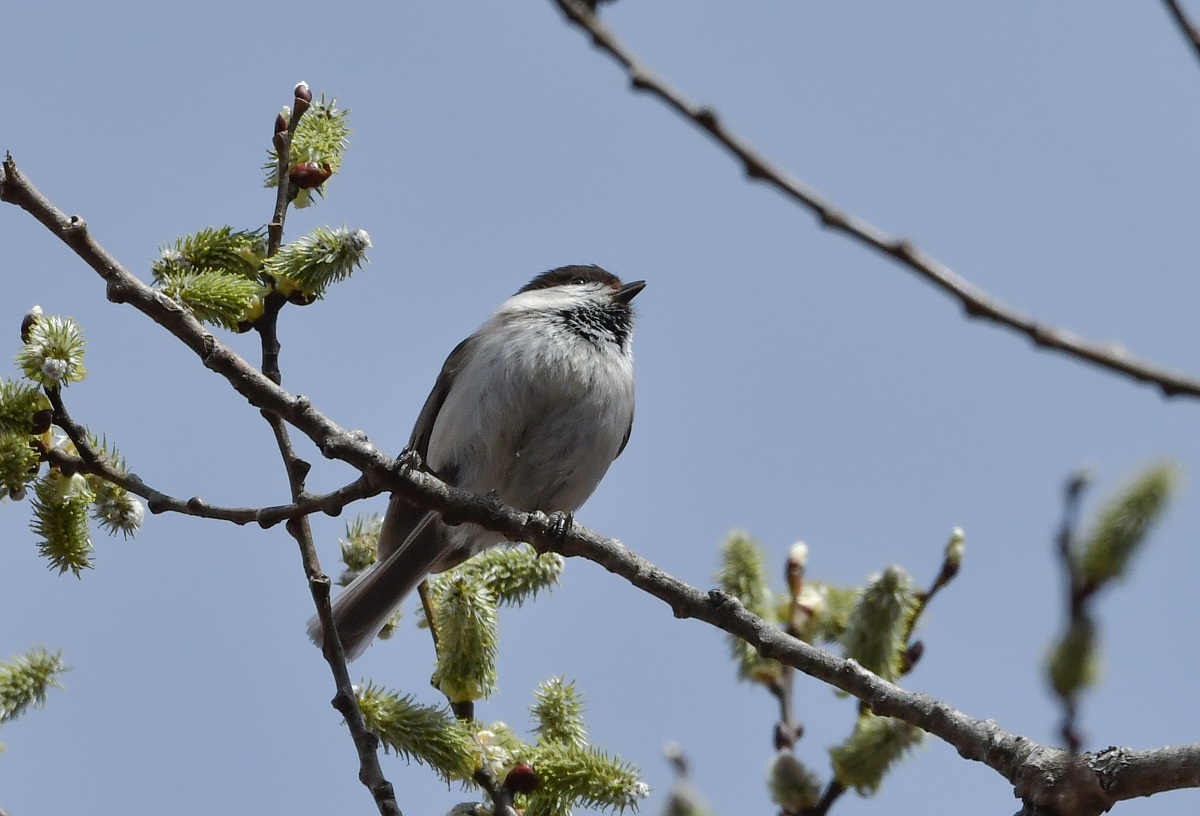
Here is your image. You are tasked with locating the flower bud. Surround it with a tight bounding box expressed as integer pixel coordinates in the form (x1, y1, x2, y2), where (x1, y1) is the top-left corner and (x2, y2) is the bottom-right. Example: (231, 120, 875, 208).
(21, 306, 42, 343)
(31, 408, 53, 435)
(288, 161, 333, 189)
(786, 540, 808, 596)
(773, 721, 798, 751)
(504, 761, 540, 795)
(901, 639, 925, 674)
(293, 81, 312, 117)
(942, 527, 965, 578)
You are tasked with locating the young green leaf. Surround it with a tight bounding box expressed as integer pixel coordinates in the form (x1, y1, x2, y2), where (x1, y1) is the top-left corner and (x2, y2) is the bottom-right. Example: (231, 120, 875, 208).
(531, 677, 588, 749)
(30, 471, 94, 575)
(841, 566, 918, 681)
(262, 226, 371, 298)
(356, 682, 478, 782)
(1078, 462, 1177, 585)
(830, 713, 924, 796)
(430, 575, 499, 703)
(0, 647, 67, 725)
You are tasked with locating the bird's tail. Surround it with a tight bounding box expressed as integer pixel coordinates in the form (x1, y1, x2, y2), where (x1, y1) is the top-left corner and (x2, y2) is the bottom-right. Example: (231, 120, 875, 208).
(306, 510, 441, 661)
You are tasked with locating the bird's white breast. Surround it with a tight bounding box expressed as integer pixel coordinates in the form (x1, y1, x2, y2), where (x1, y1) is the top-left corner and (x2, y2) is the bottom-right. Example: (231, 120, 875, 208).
(426, 304, 636, 539)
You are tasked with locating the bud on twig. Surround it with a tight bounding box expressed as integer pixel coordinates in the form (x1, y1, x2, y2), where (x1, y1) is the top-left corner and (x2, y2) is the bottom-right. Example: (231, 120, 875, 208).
(935, 527, 965, 587)
(21, 306, 42, 343)
(31, 408, 53, 435)
(293, 81, 312, 118)
(288, 161, 333, 189)
(901, 639, 925, 674)
(504, 761, 540, 795)
(786, 540, 808, 598)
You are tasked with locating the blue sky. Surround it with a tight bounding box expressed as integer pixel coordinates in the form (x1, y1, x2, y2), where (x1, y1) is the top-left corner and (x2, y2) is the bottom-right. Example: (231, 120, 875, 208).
(4, 2, 1200, 814)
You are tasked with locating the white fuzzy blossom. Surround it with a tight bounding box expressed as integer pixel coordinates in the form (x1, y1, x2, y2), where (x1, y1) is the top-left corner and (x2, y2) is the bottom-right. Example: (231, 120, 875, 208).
(40, 359, 70, 382)
(91, 483, 144, 537)
(474, 725, 516, 771)
(93, 491, 144, 537)
(789, 540, 809, 568)
(159, 247, 186, 266)
(16, 314, 87, 387)
(61, 473, 92, 500)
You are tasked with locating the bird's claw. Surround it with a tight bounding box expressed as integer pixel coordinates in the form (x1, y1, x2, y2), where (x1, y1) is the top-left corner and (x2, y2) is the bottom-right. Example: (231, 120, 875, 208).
(547, 511, 574, 545)
(398, 447, 423, 472)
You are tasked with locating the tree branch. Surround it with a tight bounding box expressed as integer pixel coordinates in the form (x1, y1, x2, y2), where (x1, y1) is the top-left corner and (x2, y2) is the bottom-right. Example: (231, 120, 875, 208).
(6, 154, 1200, 814)
(252, 90, 403, 816)
(42, 443, 375, 525)
(1161, 0, 1200, 66)
(548, 0, 1200, 401)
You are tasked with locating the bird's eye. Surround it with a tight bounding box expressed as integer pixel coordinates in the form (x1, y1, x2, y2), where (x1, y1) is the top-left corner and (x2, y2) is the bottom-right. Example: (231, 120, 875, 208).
(573, 277, 587, 286)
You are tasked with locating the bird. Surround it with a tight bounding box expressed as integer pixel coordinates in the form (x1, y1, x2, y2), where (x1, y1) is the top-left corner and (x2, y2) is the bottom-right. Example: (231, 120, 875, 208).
(308, 264, 645, 660)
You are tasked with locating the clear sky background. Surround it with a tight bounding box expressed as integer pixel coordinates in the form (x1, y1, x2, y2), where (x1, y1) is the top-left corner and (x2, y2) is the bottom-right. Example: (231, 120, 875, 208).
(3, 2, 1200, 814)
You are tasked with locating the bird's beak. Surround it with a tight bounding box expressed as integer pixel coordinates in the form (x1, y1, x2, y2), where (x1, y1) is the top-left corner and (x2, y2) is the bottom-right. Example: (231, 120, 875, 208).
(613, 280, 646, 304)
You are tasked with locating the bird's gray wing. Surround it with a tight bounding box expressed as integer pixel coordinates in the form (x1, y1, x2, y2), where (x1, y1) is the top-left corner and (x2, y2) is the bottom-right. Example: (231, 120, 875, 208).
(407, 333, 477, 463)
(376, 333, 477, 562)
(615, 406, 634, 459)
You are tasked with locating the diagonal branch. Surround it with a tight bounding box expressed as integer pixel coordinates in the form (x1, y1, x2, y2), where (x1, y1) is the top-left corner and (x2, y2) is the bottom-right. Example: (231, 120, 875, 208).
(1162, 0, 1200, 66)
(549, 0, 1200, 401)
(6, 155, 1200, 814)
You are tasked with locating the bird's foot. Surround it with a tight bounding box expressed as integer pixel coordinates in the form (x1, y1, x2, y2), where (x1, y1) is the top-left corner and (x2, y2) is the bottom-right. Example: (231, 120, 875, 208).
(547, 511, 574, 546)
(398, 447, 423, 472)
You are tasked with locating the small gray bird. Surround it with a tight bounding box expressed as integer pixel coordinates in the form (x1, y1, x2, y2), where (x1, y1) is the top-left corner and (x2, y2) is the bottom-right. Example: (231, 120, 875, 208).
(308, 265, 645, 660)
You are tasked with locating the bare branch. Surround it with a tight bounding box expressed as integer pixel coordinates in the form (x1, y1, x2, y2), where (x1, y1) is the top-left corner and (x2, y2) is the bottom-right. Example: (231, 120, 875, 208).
(42, 387, 378, 526)
(547, 0, 1200, 401)
(1095, 744, 1200, 803)
(43, 444, 377, 526)
(1052, 470, 1093, 755)
(6, 154, 1200, 813)
(253, 86, 403, 816)
(1162, 0, 1200, 66)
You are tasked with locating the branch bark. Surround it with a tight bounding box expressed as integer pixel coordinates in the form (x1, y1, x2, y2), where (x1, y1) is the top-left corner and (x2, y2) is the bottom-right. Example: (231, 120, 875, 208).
(253, 90, 404, 816)
(548, 0, 1200, 401)
(5, 154, 1200, 814)
(1162, 0, 1200, 66)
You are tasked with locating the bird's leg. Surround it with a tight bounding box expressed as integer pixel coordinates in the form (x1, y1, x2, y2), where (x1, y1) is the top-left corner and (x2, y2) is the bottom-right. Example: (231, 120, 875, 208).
(547, 511, 575, 546)
(398, 446, 423, 472)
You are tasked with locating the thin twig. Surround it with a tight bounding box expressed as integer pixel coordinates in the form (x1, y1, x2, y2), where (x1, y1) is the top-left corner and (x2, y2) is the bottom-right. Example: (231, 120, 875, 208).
(899, 535, 963, 675)
(548, 0, 1200, 401)
(1162, 0, 1200, 66)
(803, 779, 846, 816)
(266, 85, 305, 256)
(40, 391, 378, 524)
(1052, 470, 1094, 756)
(251, 86, 402, 816)
(5, 154, 1200, 814)
(472, 766, 519, 816)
